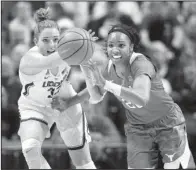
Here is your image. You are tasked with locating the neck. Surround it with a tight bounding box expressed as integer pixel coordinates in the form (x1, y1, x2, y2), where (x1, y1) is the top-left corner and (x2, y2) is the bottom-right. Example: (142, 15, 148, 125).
(114, 61, 130, 79)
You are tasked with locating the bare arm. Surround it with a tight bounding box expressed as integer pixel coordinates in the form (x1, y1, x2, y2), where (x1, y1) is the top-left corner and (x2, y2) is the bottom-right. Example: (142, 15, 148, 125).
(52, 86, 105, 112)
(66, 88, 90, 107)
(119, 74, 151, 106)
(88, 59, 152, 107)
(20, 50, 65, 75)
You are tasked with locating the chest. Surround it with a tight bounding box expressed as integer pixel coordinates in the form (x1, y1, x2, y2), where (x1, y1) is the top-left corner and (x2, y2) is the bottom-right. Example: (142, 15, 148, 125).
(121, 76, 134, 87)
(50, 67, 59, 76)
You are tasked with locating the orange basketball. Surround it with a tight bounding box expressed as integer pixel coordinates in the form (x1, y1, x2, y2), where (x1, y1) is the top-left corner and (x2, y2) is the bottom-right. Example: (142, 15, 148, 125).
(57, 28, 95, 65)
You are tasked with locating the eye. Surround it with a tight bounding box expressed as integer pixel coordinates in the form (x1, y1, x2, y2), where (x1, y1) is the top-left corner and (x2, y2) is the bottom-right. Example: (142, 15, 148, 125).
(108, 44, 113, 48)
(54, 38, 59, 42)
(43, 39, 49, 43)
(119, 44, 125, 48)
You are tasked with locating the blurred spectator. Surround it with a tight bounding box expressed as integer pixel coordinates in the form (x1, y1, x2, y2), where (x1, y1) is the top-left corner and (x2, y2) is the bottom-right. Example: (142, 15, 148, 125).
(81, 99, 123, 168)
(46, 2, 69, 21)
(2, 86, 20, 140)
(2, 26, 10, 55)
(181, 2, 196, 22)
(46, 3, 76, 34)
(46, 2, 88, 29)
(8, 2, 35, 47)
(168, 15, 196, 114)
(167, 14, 196, 162)
(2, 56, 22, 106)
(115, 2, 142, 26)
(91, 1, 142, 26)
(88, 13, 136, 41)
(59, 2, 89, 28)
(10, 44, 29, 76)
(82, 99, 122, 144)
(57, 18, 75, 33)
(140, 2, 182, 52)
(147, 41, 173, 95)
(91, 2, 113, 20)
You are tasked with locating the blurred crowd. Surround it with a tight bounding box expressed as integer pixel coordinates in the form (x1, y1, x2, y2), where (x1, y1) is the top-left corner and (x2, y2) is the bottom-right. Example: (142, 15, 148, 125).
(1, 1, 196, 168)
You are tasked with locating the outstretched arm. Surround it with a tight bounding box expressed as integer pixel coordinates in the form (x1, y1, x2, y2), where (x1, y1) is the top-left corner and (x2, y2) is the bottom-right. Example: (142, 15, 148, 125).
(88, 60, 151, 107)
(20, 51, 65, 73)
(52, 84, 90, 112)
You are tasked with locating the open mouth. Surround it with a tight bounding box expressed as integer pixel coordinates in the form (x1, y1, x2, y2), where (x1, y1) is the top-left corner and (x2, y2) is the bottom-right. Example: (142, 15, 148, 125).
(112, 55, 122, 59)
(47, 50, 55, 55)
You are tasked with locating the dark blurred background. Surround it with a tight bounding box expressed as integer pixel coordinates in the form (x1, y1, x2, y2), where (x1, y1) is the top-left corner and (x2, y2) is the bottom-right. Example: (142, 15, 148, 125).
(1, 1, 196, 169)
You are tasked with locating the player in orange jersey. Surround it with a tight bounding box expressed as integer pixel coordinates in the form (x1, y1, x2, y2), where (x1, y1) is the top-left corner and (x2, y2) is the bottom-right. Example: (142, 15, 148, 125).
(52, 24, 195, 169)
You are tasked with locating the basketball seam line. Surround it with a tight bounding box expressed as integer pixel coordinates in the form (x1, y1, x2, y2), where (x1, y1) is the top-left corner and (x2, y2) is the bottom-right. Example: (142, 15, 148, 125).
(58, 30, 87, 47)
(59, 38, 85, 61)
(58, 30, 86, 61)
(58, 39, 94, 49)
(58, 30, 84, 45)
(79, 30, 89, 64)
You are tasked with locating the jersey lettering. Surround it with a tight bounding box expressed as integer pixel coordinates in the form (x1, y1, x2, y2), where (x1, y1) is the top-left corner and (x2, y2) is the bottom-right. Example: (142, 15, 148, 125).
(121, 98, 142, 109)
(42, 80, 63, 88)
(42, 80, 63, 98)
(23, 82, 35, 96)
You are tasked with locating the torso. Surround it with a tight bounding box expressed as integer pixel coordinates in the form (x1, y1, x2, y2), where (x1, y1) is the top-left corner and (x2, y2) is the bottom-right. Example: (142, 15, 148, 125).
(105, 52, 180, 125)
(18, 47, 71, 115)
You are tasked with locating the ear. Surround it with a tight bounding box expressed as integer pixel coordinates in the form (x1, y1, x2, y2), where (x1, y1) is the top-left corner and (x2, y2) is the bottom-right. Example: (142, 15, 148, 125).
(34, 38, 38, 45)
(129, 44, 134, 52)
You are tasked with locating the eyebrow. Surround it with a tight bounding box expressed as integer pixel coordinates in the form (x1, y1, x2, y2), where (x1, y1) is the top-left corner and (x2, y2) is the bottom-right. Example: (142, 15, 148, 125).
(42, 36, 59, 39)
(108, 40, 126, 43)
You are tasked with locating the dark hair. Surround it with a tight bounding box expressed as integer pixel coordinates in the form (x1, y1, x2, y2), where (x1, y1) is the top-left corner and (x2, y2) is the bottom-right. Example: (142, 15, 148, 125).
(107, 24, 140, 51)
(34, 8, 59, 39)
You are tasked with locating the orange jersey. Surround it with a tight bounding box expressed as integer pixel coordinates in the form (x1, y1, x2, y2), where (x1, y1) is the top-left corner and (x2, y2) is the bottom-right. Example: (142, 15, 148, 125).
(105, 52, 179, 124)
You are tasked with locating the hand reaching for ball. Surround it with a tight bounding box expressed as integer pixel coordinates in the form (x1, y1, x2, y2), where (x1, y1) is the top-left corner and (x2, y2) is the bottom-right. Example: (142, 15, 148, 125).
(88, 29, 99, 42)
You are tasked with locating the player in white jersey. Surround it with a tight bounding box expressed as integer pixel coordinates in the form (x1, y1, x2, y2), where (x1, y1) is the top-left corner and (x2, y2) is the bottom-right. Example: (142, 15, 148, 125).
(17, 8, 97, 169)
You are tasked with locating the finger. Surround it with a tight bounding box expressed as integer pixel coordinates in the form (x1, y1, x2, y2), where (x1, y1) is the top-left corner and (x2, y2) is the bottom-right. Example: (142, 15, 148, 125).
(92, 37, 99, 41)
(82, 64, 94, 72)
(90, 31, 95, 36)
(88, 29, 92, 34)
(88, 59, 97, 65)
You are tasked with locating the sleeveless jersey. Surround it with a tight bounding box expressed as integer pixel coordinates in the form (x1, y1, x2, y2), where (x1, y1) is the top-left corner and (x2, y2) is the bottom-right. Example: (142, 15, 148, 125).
(18, 46, 71, 116)
(106, 52, 179, 125)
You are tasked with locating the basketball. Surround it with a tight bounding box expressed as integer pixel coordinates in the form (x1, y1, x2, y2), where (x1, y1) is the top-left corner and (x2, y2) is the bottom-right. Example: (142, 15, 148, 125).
(57, 28, 95, 65)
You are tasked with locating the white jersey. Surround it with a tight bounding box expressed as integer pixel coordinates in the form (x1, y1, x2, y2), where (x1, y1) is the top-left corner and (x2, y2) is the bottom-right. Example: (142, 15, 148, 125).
(18, 47, 72, 116)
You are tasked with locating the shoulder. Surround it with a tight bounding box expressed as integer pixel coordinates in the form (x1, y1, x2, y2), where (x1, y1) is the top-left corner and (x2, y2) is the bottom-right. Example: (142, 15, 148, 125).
(130, 52, 152, 67)
(21, 46, 41, 62)
(19, 46, 43, 75)
(130, 52, 156, 79)
(20, 46, 41, 67)
(9, 18, 18, 29)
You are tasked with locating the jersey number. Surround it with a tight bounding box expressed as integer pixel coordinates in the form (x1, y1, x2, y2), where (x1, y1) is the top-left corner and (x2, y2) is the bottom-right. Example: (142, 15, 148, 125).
(47, 87, 60, 98)
(48, 88, 55, 98)
(23, 82, 34, 96)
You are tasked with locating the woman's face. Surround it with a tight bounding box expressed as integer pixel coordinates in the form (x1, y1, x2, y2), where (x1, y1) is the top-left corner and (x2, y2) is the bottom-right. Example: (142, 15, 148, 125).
(35, 28, 60, 56)
(107, 32, 133, 65)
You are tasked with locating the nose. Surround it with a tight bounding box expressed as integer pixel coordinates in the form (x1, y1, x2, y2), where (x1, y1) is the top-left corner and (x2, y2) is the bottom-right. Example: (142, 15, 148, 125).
(112, 47, 120, 54)
(49, 40, 55, 48)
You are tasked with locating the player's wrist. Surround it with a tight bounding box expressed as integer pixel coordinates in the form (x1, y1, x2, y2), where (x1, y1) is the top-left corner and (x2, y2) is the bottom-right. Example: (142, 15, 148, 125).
(99, 79, 106, 87)
(103, 80, 121, 96)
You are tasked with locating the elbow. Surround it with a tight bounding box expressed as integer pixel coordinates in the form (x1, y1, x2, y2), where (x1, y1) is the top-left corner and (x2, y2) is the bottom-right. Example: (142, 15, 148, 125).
(141, 97, 149, 107)
(143, 94, 150, 106)
(137, 95, 149, 108)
